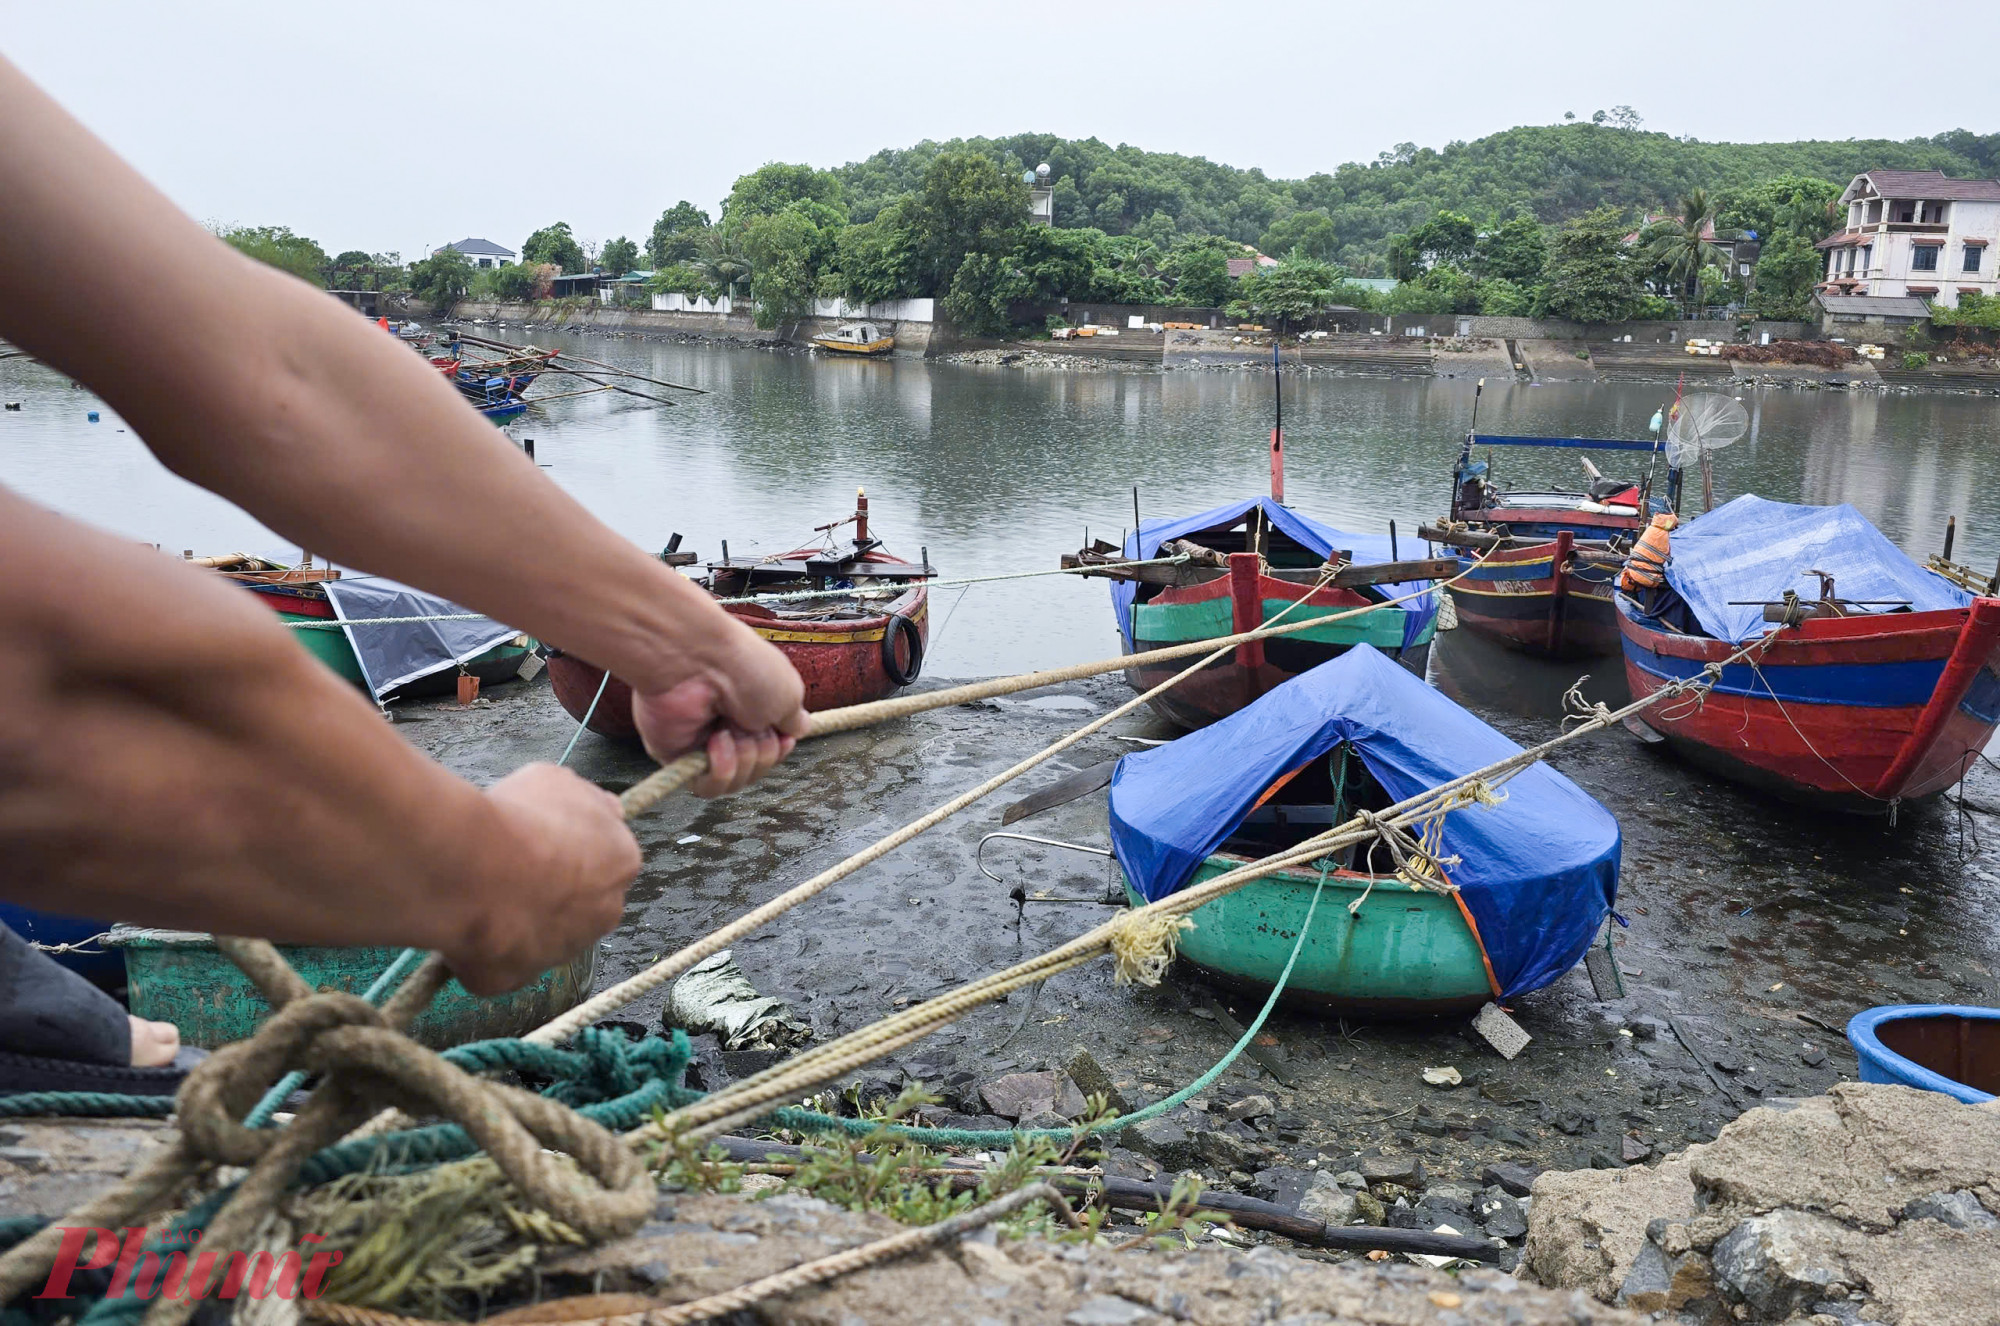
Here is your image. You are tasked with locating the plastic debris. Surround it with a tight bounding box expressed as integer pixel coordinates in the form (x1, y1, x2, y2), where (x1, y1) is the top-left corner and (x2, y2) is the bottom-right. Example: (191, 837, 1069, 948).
(1421, 1066, 1463, 1088)
(666, 950, 811, 1051)
(676, 834, 701, 845)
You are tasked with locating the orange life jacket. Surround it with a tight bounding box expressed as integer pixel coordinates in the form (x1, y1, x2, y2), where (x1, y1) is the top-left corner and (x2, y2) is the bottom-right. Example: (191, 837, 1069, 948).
(1620, 515, 1676, 592)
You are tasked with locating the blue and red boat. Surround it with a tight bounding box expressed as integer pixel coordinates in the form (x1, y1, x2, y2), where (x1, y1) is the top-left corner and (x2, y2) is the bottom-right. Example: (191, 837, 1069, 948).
(1619, 496, 2000, 813)
(1430, 428, 1673, 659)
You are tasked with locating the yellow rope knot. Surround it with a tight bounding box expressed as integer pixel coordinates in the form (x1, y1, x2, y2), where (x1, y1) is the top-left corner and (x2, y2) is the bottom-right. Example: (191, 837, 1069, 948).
(1106, 909, 1195, 986)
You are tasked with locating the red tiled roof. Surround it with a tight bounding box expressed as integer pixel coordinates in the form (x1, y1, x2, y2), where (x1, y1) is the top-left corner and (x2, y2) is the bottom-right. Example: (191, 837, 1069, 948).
(1856, 170, 2000, 202)
(1816, 231, 1865, 249)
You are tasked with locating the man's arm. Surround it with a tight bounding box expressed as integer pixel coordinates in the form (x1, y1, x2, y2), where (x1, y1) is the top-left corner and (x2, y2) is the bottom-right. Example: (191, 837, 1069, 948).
(0, 493, 635, 995)
(0, 56, 805, 790)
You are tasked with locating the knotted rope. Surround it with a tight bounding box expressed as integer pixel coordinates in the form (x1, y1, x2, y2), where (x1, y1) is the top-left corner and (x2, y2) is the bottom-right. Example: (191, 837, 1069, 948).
(0, 941, 653, 1326)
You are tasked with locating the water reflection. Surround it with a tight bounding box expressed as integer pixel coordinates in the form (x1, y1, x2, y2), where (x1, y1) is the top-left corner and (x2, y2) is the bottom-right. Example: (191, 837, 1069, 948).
(1430, 626, 1628, 722)
(5, 336, 1999, 677)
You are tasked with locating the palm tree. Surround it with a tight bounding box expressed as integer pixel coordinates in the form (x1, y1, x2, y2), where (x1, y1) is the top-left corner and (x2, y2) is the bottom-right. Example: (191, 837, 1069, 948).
(688, 229, 753, 301)
(1642, 189, 1738, 318)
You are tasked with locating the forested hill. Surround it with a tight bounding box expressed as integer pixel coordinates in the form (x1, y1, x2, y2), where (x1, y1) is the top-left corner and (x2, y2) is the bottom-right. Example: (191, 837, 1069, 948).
(832, 125, 2000, 274)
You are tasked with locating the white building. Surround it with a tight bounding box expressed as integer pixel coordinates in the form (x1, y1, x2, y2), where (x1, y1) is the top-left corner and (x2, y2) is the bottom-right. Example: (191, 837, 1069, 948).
(436, 237, 516, 270)
(1817, 170, 2000, 309)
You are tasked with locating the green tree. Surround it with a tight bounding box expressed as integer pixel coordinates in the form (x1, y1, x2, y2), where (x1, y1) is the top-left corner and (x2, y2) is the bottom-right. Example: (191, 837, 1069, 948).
(1747, 234, 1825, 320)
(1715, 174, 1841, 244)
(1226, 256, 1347, 328)
(833, 199, 920, 304)
(1538, 207, 1640, 323)
(941, 251, 1023, 337)
(1932, 291, 2000, 329)
(1388, 211, 1478, 279)
(647, 201, 713, 266)
(407, 249, 472, 309)
(1641, 189, 1737, 317)
(1473, 216, 1547, 283)
(1476, 277, 1533, 316)
(723, 163, 846, 232)
(521, 223, 587, 273)
(600, 236, 641, 275)
(741, 209, 832, 327)
(218, 225, 330, 284)
(646, 262, 711, 298)
(1258, 210, 1339, 262)
(903, 151, 1028, 295)
(688, 229, 753, 301)
(1163, 236, 1239, 306)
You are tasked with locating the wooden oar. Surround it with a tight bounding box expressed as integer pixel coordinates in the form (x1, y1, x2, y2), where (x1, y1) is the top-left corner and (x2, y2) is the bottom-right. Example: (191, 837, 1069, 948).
(1000, 757, 1122, 825)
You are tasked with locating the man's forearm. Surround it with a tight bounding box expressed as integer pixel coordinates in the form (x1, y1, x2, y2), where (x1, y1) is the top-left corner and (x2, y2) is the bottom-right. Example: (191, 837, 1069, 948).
(0, 496, 532, 958)
(0, 55, 746, 696)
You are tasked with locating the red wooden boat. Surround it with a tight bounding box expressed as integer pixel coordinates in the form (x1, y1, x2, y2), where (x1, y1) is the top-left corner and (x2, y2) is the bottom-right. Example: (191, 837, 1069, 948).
(547, 492, 933, 742)
(1619, 594, 2000, 812)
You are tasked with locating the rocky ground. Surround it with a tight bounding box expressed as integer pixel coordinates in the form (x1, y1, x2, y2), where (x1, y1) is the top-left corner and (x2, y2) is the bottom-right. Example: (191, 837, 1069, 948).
(361, 622, 2000, 1277)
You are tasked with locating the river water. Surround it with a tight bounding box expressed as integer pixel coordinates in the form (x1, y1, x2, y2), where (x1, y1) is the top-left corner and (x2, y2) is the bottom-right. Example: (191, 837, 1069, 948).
(6, 333, 2000, 678)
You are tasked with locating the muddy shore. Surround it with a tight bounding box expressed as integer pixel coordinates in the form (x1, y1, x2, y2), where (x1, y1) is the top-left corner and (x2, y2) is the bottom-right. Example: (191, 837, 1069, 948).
(395, 628, 2000, 1229)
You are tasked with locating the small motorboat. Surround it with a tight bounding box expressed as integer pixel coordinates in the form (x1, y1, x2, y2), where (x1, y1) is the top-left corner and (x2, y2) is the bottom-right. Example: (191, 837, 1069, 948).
(547, 491, 934, 741)
(1847, 1004, 1999, 1104)
(1618, 495, 2000, 812)
(813, 322, 895, 356)
(1427, 421, 1673, 658)
(1106, 645, 1620, 1015)
(1069, 497, 1446, 730)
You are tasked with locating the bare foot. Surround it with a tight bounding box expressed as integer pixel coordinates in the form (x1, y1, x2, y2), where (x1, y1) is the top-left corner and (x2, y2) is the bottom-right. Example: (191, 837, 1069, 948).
(129, 1016, 180, 1067)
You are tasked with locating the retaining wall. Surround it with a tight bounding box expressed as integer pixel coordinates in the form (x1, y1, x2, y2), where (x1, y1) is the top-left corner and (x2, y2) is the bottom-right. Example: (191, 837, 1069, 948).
(445, 301, 935, 352)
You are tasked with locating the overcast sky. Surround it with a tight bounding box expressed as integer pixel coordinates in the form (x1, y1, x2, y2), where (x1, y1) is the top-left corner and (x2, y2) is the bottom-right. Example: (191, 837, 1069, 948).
(5, 1, 1992, 260)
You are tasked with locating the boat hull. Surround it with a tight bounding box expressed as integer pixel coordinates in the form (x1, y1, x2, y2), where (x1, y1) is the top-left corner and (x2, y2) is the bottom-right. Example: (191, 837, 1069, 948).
(1444, 541, 1620, 659)
(549, 587, 930, 741)
(110, 928, 597, 1051)
(1617, 592, 2000, 813)
(814, 337, 895, 356)
(1125, 570, 1432, 729)
(1847, 1004, 1999, 1104)
(1122, 859, 1494, 1017)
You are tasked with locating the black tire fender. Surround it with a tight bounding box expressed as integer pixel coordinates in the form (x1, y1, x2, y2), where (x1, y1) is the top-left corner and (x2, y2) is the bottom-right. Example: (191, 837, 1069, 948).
(881, 612, 924, 687)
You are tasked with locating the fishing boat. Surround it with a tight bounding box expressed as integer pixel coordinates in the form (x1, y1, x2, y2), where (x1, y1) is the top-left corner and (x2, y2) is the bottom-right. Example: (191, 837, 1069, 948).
(1106, 645, 1620, 1014)
(1420, 383, 1677, 659)
(195, 554, 536, 699)
(547, 491, 934, 741)
(813, 322, 895, 356)
(1067, 353, 1446, 728)
(1617, 495, 2000, 812)
(1847, 1004, 1999, 1104)
(106, 926, 596, 1051)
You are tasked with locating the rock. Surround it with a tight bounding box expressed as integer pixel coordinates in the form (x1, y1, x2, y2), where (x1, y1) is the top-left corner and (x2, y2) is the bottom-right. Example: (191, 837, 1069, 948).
(1902, 1190, 2000, 1231)
(1120, 1116, 1199, 1172)
(1480, 1168, 1536, 1200)
(1421, 1066, 1462, 1088)
(978, 1071, 1086, 1121)
(0, 1126, 23, 1147)
(1224, 1094, 1274, 1121)
(1063, 1046, 1131, 1116)
(1478, 1193, 1528, 1240)
(1350, 1189, 1386, 1225)
(1098, 1147, 1159, 1182)
(0, 1147, 50, 1173)
(1710, 1210, 1855, 1318)
(1620, 1134, 1653, 1164)
(1691, 1083, 2000, 1226)
(1330, 1169, 1368, 1190)
(1357, 1154, 1425, 1189)
(682, 1032, 730, 1091)
(1063, 1296, 1157, 1325)
(1247, 1166, 1312, 1211)
(1297, 1172, 1357, 1225)
(1615, 1238, 1717, 1315)
(1523, 1156, 1697, 1301)
(1020, 1110, 1075, 1132)
(718, 1046, 784, 1082)
(1488, 1123, 1533, 1147)
(1193, 1127, 1262, 1172)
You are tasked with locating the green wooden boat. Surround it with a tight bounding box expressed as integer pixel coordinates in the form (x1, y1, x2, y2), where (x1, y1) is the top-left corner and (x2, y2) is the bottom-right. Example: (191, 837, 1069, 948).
(107, 926, 596, 1050)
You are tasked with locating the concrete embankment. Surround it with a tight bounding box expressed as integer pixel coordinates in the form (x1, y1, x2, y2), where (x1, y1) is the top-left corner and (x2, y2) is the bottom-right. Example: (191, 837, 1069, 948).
(447, 300, 937, 355)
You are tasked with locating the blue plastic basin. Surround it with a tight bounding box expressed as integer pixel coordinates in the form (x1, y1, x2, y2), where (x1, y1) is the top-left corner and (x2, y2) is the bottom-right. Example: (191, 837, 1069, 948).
(1846, 1004, 2000, 1104)
(0, 902, 125, 986)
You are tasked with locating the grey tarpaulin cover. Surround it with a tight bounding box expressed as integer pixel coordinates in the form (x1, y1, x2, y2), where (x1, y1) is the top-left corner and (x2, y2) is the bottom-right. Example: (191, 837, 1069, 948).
(322, 574, 518, 698)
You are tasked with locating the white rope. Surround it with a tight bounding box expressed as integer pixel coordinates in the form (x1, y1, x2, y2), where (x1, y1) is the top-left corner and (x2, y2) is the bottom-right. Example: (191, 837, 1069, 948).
(276, 556, 1193, 628)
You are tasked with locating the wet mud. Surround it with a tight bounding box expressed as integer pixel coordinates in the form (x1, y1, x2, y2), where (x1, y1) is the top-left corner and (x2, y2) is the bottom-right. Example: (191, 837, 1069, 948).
(400, 626, 2000, 1192)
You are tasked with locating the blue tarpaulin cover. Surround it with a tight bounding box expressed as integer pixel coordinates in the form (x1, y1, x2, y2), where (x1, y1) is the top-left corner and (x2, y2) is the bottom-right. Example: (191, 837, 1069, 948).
(1666, 495, 1969, 643)
(1114, 498, 1435, 652)
(1108, 646, 1619, 999)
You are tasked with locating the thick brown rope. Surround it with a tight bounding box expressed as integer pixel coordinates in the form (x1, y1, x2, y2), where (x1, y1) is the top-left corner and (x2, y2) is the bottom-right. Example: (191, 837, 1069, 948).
(301, 1183, 1077, 1326)
(0, 940, 655, 1326)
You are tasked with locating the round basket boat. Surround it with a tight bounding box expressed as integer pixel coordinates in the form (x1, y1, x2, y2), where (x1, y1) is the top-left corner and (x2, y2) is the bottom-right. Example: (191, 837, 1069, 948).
(1846, 1004, 1999, 1104)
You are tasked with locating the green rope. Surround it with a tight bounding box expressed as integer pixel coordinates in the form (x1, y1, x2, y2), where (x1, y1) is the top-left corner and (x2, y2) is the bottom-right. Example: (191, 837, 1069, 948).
(243, 946, 427, 1129)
